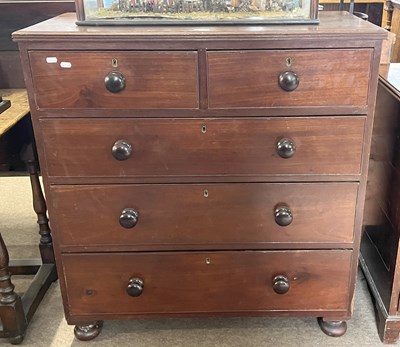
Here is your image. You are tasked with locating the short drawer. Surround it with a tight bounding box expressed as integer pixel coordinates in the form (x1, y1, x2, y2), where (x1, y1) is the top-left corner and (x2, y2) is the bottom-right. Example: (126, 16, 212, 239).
(29, 51, 199, 109)
(41, 117, 365, 178)
(207, 49, 372, 108)
(63, 250, 352, 316)
(51, 183, 358, 249)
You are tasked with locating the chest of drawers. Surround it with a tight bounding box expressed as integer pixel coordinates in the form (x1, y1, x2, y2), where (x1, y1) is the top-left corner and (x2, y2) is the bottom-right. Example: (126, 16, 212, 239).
(13, 12, 386, 341)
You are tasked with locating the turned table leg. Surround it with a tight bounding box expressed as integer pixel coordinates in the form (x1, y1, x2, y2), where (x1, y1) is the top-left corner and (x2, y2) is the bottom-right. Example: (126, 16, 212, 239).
(74, 321, 103, 341)
(26, 160, 54, 264)
(318, 318, 347, 337)
(0, 234, 27, 344)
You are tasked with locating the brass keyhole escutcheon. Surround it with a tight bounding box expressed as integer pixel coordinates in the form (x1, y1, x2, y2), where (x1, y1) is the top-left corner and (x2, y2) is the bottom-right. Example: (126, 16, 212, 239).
(201, 125, 207, 134)
(286, 57, 292, 67)
(112, 58, 118, 67)
(203, 189, 209, 198)
(205, 257, 211, 265)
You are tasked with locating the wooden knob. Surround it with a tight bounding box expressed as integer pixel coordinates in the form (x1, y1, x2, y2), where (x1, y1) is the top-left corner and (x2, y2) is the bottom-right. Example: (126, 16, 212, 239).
(104, 71, 126, 93)
(127, 278, 144, 297)
(274, 206, 293, 226)
(112, 139, 132, 161)
(276, 138, 296, 159)
(279, 71, 299, 91)
(119, 208, 139, 229)
(272, 275, 290, 294)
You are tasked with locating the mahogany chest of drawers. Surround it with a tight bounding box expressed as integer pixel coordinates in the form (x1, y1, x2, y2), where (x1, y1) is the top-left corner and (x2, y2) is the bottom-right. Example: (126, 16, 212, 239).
(13, 12, 386, 341)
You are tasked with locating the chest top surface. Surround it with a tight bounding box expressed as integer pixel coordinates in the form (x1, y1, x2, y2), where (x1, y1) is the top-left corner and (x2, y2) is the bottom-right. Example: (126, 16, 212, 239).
(12, 11, 386, 43)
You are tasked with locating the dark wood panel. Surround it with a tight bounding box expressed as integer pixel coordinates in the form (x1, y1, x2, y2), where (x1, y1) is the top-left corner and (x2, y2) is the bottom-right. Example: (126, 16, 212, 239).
(0, 52, 25, 89)
(208, 49, 372, 108)
(62, 250, 352, 315)
(40, 117, 365, 178)
(360, 69, 400, 343)
(0, 1, 75, 52)
(363, 82, 400, 226)
(0, 1, 75, 88)
(29, 51, 199, 109)
(50, 182, 358, 248)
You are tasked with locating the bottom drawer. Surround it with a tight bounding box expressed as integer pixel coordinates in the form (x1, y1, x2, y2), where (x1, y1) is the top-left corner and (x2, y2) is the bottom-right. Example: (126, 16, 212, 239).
(63, 250, 352, 316)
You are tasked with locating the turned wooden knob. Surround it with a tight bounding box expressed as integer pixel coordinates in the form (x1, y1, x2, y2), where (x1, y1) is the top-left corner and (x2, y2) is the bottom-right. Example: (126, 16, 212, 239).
(105, 71, 126, 93)
(274, 206, 293, 227)
(112, 139, 132, 161)
(276, 138, 296, 159)
(127, 278, 144, 297)
(119, 208, 139, 228)
(279, 71, 299, 91)
(272, 275, 290, 294)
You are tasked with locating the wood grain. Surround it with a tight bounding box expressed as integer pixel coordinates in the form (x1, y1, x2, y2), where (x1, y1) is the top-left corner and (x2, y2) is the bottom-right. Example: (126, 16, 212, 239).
(29, 51, 199, 109)
(62, 250, 352, 315)
(12, 11, 385, 333)
(12, 12, 387, 43)
(0, 89, 29, 136)
(208, 49, 372, 108)
(50, 182, 358, 248)
(390, 3, 400, 62)
(40, 117, 366, 178)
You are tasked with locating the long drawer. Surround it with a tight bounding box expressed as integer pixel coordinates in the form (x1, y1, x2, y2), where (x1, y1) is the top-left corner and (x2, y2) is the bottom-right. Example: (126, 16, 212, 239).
(207, 49, 372, 108)
(41, 117, 365, 178)
(51, 183, 358, 248)
(29, 51, 199, 109)
(63, 250, 352, 316)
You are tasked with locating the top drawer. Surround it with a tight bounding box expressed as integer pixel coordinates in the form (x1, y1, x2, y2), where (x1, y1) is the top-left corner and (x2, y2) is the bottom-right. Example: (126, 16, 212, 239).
(29, 51, 199, 109)
(208, 49, 372, 108)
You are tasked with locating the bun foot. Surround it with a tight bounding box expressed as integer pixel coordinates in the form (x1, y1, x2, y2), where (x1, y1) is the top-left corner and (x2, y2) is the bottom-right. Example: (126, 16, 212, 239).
(9, 334, 24, 345)
(318, 318, 347, 337)
(74, 321, 103, 341)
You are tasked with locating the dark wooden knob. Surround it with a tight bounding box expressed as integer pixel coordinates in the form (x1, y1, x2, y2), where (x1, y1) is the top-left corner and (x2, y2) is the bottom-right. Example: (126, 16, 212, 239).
(274, 206, 293, 226)
(105, 71, 126, 93)
(127, 278, 144, 297)
(276, 138, 296, 159)
(112, 139, 132, 161)
(119, 208, 139, 228)
(272, 275, 290, 294)
(279, 71, 299, 91)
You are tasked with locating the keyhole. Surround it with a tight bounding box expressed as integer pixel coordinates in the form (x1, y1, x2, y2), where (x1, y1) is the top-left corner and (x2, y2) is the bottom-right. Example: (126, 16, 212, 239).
(286, 57, 292, 67)
(205, 257, 211, 265)
(203, 189, 209, 198)
(201, 125, 207, 134)
(112, 58, 118, 67)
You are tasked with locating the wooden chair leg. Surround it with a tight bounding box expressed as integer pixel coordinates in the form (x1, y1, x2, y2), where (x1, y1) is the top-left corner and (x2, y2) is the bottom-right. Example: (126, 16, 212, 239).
(0, 234, 27, 344)
(26, 160, 54, 264)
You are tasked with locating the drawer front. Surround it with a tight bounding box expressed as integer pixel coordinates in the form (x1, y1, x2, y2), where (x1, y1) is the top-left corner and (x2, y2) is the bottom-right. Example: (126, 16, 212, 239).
(51, 183, 358, 248)
(208, 49, 372, 108)
(41, 117, 365, 178)
(63, 250, 352, 315)
(29, 51, 199, 109)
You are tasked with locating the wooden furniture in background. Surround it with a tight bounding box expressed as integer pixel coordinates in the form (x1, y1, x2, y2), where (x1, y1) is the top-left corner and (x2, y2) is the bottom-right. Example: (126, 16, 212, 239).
(0, 89, 57, 344)
(360, 64, 400, 344)
(0, 90, 29, 135)
(0, 0, 75, 89)
(320, 0, 387, 26)
(0, 90, 31, 171)
(14, 12, 385, 341)
(389, 0, 400, 62)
